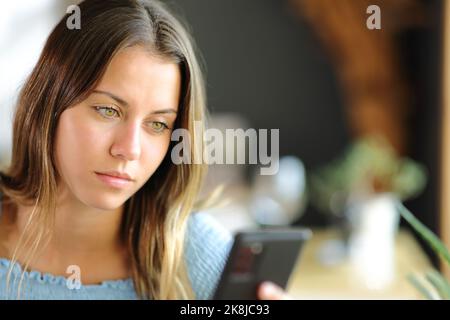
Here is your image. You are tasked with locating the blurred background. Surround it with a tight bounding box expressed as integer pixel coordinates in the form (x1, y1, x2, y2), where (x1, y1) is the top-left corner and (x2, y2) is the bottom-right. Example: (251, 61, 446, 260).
(0, 0, 448, 299)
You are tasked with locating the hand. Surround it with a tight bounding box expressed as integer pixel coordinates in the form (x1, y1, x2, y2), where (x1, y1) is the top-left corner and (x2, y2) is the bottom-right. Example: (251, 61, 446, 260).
(257, 281, 292, 300)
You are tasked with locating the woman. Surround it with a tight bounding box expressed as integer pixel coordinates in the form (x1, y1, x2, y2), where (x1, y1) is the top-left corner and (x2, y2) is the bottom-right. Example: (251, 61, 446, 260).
(0, 0, 289, 300)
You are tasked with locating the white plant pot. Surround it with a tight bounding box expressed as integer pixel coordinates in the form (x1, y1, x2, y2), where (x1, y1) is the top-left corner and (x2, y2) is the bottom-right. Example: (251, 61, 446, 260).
(346, 193, 400, 290)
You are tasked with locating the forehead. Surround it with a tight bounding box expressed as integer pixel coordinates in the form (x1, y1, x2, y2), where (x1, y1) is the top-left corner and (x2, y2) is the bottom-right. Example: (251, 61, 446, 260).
(94, 46, 181, 111)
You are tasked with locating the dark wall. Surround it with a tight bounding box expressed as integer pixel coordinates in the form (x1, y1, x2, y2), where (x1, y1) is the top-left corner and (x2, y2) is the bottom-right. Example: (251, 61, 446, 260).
(169, 0, 443, 243)
(169, 0, 351, 225)
(402, 0, 443, 267)
(169, 0, 351, 166)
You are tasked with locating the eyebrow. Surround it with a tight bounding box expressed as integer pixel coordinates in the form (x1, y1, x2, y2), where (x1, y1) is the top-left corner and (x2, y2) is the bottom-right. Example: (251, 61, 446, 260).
(92, 90, 178, 115)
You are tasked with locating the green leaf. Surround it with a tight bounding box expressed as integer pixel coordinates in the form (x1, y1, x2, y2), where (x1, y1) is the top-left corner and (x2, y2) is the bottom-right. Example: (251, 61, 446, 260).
(425, 270, 450, 300)
(407, 274, 437, 300)
(396, 202, 450, 266)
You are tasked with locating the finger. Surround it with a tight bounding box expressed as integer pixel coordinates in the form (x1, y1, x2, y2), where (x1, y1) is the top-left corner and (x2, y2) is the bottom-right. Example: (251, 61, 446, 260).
(258, 282, 291, 300)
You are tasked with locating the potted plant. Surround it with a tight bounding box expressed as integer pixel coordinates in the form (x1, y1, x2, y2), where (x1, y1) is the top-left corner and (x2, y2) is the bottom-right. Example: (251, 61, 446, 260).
(309, 135, 428, 289)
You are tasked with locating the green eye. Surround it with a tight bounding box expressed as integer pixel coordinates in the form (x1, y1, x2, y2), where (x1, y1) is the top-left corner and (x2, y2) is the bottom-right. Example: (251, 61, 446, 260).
(150, 121, 168, 133)
(94, 106, 119, 119)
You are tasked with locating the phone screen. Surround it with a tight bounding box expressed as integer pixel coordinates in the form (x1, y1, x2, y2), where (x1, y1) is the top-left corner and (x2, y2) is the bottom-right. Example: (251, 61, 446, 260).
(213, 228, 312, 300)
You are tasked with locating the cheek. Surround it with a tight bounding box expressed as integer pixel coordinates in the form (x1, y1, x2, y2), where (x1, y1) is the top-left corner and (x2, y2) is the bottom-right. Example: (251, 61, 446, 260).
(140, 137, 171, 176)
(55, 113, 108, 177)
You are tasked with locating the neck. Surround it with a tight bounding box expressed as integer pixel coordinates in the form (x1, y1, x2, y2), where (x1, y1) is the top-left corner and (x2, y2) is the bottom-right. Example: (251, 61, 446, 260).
(13, 191, 126, 265)
(0, 190, 132, 283)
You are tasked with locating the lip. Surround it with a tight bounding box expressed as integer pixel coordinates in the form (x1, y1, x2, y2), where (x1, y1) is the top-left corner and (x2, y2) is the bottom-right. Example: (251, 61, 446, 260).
(95, 172, 133, 189)
(96, 171, 133, 180)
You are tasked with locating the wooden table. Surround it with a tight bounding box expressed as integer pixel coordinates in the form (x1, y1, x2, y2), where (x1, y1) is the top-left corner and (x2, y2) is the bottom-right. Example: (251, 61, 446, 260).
(286, 228, 435, 299)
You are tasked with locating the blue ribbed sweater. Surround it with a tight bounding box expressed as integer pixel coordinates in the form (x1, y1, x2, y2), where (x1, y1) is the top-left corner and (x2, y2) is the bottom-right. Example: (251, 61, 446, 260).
(0, 193, 232, 300)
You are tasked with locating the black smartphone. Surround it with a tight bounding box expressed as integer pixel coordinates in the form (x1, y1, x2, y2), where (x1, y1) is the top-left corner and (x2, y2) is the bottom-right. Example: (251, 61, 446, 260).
(212, 227, 312, 300)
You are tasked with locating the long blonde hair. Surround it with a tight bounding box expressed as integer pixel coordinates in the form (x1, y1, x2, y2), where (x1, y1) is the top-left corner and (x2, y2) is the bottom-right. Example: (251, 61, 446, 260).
(0, 0, 207, 299)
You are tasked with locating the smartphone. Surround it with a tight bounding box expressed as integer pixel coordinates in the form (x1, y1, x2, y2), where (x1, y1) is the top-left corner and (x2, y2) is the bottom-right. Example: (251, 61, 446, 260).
(212, 227, 312, 300)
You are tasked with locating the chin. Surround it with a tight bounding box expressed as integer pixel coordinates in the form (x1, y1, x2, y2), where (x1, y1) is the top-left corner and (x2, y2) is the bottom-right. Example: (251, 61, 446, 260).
(81, 191, 129, 211)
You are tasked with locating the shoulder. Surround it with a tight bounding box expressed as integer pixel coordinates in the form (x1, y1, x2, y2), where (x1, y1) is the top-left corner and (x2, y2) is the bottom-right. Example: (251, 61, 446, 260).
(184, 212, 233, 300)
(187, 212, 233, 245)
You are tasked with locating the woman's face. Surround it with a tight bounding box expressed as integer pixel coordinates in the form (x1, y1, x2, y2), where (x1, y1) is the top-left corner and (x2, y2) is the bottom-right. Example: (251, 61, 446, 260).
(54, 46, 181, 210)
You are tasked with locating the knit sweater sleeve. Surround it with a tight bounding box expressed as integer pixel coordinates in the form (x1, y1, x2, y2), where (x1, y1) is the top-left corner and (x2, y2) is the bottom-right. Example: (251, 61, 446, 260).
(184, 212, 233, 300)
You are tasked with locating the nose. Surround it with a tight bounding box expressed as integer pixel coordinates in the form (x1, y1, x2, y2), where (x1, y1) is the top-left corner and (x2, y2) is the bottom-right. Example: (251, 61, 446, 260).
(110, 121, 141, 161)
